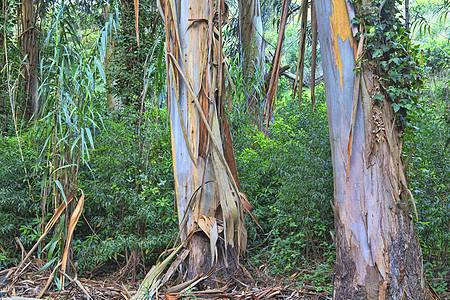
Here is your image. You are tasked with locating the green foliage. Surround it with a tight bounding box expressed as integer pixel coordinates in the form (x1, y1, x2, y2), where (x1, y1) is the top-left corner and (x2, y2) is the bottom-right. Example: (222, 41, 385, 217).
(0, 2, 27, 135)
(411, 0, 450, 38)
(352, 0, 425, 123)
(76, 107, 176, 273)
(298, 261, 333, 292)
(108, 0, 165, 107)
(424, 261, 449, 295)
(0, 125, 49, 267)
(232, 83, 334, 282)
(403, 77, 450, 291)
(0, 0, 173, 277)
(421, 38, 450, 74)
(0, 107, 176, 274)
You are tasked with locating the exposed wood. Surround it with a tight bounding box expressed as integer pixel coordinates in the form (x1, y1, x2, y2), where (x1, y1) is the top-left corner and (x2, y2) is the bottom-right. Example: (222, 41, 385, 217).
(239, 0, 265, 129)
(239, 0, 264, 78)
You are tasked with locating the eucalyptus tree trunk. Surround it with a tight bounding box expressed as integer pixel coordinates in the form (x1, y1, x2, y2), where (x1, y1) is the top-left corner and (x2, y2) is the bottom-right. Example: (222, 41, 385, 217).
(315, 0, 428, 298)
(20, 0, 39, 120)
(239, 0, 265, 128)
(165, 0, 246, 280)
(239, 0, 264, 78)
(102, 2, 117, 111)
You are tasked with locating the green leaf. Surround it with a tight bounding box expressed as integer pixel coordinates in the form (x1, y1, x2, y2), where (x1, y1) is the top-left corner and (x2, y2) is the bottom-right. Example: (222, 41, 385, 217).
(55, 180, 67, 203)
(95, 58, 106, 83)
(392, 103, 401, 113)
(373, 48, 383, 58)
(374, 93, 384, 101)
(36, 257, 58, 275)
(85, 128, 95, 149)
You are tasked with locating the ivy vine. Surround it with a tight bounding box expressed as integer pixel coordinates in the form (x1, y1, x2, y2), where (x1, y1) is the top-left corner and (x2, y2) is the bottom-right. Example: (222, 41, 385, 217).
(351, 0, 425, 126)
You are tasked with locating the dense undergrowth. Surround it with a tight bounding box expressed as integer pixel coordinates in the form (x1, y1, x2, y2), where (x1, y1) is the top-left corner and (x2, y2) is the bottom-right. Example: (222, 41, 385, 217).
(1, 74, 447, 292)
(0, 0, 449, 296)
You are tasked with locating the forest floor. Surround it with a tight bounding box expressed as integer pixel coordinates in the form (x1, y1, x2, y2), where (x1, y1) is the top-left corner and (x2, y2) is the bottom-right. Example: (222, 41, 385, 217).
(0, 258, 335, 300)
(2, 257, 447, 299)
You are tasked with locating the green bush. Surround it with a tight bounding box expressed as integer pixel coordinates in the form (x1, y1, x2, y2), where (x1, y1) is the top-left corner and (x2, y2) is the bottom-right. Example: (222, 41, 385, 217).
(0, 133, 42, 267)
(233, 84, 335, 277)
(404, 82, 450, 286)
(76, 107, 176, 273)
(0, 107, 176, 275)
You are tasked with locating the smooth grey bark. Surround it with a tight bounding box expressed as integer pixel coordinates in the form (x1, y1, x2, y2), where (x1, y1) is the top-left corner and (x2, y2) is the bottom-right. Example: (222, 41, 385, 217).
(239, 0, 265, 129)
(239, 0, 265, 78)
(315, 0, 428, 298)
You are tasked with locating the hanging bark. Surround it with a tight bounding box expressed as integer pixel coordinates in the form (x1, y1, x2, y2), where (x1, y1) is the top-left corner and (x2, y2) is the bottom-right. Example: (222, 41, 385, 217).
(310, 0, 318, 110)
(293, 0, 308, 104)
(20, 0, 39, 121)
(164, 0, 247, 281)
(315, 0, 428, 298)
(263, 0, 290, 137)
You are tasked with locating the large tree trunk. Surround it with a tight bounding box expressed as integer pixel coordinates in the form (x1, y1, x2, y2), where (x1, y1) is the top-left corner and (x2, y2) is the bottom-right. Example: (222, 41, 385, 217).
(166, 0, 246, 280)
(239, 0, 265, 129)
(20, 0, 39, 120)
(315, 0, 428, 298)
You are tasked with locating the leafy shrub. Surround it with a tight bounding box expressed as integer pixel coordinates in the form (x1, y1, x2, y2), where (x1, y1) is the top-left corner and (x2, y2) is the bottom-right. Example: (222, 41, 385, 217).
(404, 84, 450, 287)
(0, 107, 176, 275)
(233, 84, 335, 276)
(76, 107, 176, 273)
(0, 133, 42, 267)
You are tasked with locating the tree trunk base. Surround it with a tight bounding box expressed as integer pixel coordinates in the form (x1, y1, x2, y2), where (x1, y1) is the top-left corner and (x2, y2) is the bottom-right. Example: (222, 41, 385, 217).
(185, 231, 239, 288)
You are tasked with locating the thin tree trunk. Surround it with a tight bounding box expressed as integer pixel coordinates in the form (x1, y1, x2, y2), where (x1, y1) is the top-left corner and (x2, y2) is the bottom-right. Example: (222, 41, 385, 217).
(20, 0, 39, 120)
(0, 0, 6, 128)
(239, 0, 265, 129)
(315, 0, 428, 298)
(166, 0, 246, 280)
(103, 2, 117, 111)
(239, 0, 264, 78)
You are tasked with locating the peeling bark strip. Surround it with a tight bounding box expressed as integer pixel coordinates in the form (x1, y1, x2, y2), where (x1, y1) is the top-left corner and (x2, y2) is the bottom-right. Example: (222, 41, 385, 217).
(264, 0, 290, 137)
(315, 0, 428, 298)
(163, 0, 247, 281)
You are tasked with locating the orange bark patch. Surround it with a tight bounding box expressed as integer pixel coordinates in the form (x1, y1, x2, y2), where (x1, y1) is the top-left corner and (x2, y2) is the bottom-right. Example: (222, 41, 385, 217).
(329, 0, 355, 90)
(198, 77, 209, 158)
